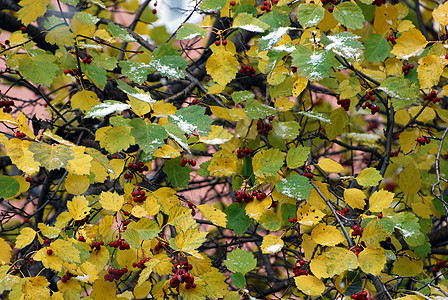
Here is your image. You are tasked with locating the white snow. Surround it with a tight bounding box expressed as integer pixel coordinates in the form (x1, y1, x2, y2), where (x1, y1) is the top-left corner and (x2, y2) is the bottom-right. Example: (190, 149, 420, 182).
(85, 101, 131, 118)
(169, 115, 197, 134)
(260, 27, 291, 50)
(238, 24, 265, 33)
(272, 44, 296, 53)
(264, 243, 283, 253)
(324, 34, 363, 61)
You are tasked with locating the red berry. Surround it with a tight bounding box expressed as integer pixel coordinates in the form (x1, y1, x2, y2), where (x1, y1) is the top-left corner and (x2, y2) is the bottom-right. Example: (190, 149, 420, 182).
(23, 218, 29, 223)
(377, 213, 383, 219)
(230, 0, 236, 5)
(328, 6, 333, 12)
(222, 40, 227, 46)
(44, 239, 50, 245)
(215, 40, 221, 46)
(409, 64, 414, 69)
(29, 258, 34, 263)
(47, 249, 53, 255)
(152, 8, 157, 13)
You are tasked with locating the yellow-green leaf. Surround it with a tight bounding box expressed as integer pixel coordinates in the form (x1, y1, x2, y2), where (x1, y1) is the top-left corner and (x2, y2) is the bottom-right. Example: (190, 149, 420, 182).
(296, 203, 326, 226)
(17, 0, 51, 26)
(358, 248, 386, 275)
(433, 2, 448, 26)
(197, 204, 227, 227)
(99, 191, 125, 212)
(356, 167, 382, 187)
(344, 188, 366, 209)
(399, 163, 422, 196)
(71, 90, 100, 113)
(417, 55, 446, 89)
(326, 107, 349, 140)
(0, 238, 12, 264)
(15, 227, 36, 249)
(260, 235, 284, 254)
(369, 189, 394, 212)
(206, 50, 239, 87)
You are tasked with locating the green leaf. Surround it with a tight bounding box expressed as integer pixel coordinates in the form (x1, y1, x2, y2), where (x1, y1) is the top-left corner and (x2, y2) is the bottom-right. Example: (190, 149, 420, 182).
(168, 105, 213, 136)
(199, 0, 227, 12)
(149, 56, 187, 79)
(116, 80, 155, 103)
(298, 111, 331, 123)
(107, 22, 135, 42)
(325, 107, 349, 140)
(378, 77, 420, 110)
(163, 123, 190, 151)
(121, 228, 141, 249)
(291, 46, 334, 81)
(356, 167, 382, 187)
(281, 203, 297, 222)
(245, 99, 277, 119)
(29, 144, 74, 171)
(259, 27, 291, 52)
(259, 210, 281, 231)
(364, 34, 391, 63)
(333, 2, 365, 30)
(197, 160, 211, 177)
(231, 91, 254, 104)
(296, 4, 325, 28)
(322, 32, 363, 61)
(164, 157, 191, 188)
(84, 64, 107, 89)
(337, 271, 363, 296)
(231, 272, 246, 289)
(176, 23, 207, 40)
(134, 219, 161, 240)
(286, 145, 310, 169)
(18, 52, 59, 86)
(224, 203, 251, 235)
(130, 118, 166, 155)
(119, 61, 151, 84)
(259, 6, 292, 29)
(272, 121, 300, 139)
(275, 174, 312, 199)
(85, 100, 131, 118)
(0, 176, 20, 199)
(224, 248, 257, 274)
(252, 148, 284, 178)
(391, 212, 426, 248)
(233, 13, 270, 33)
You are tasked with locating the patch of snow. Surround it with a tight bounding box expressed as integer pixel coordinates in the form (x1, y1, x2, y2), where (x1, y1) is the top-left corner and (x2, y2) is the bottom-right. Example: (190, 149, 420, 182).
(181, 33, 201, 40)
(169, 115, 197, 135)
(264, 243, 283, 253)
(273, 44, 296, 53)
(86, 102, 131, 118)
(238, 24, 265, 33)
(260, 27, 291, 50)
(324, 34, 363, 61)
(298, 111, 331, 123)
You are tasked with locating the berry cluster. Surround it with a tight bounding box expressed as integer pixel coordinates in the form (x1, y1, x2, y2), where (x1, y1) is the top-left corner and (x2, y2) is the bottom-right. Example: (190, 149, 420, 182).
(416, 136, 431, 146)
(257, 116, 275, 136)
(362, 100, 380, 115)
(180, 158, 196, 167)
(236, 147, 253, 159)
(235, 190, 267, 203)
(338, 207, 349, 216)
(82, 54, 93, 64)
(303, 172, 313, 179)
(373, 0, 385, 6)
(402, 63, 414, 75)
(288, 216, 298, 223)
(386, 34, 396, 44)
(351, 224, 363, 237)
(170, 259, 196, 290)
(0, 100, 14, 113)
(124, 161, 149, 179)
(78, 235, 86, 242)
(337, 98, 350, 111)
(104, 267, 128, 282)
(292, 260, 309, 276)
(261, 0, 278, 12)
(432, 260, 447, 273)
(14, 131, 26, 139)
(365, 90, 376, 102)
(61, 271, 77, 283)
(351, 244, 363, 256)
(390, 151, 399, 157)
(239, 64, 256, 76)
(21, 26, 26, 33)
(187, 202, 196, 216)
(424, 90, 440, 103)
(215, 40, 228, 46)
(351, 291, 370, 300)
(109, 239, 130, 250)
(131, 189, 147, 203)
(74, 217, 88, 227)
(90, 241, 104, 251)
(133, 257, 151, 269)
(63, 68, 82, 77)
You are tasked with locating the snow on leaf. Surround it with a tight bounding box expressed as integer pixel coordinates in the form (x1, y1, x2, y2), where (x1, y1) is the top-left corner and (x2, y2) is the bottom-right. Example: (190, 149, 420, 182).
(261, 235, 284, 254)
(177, 23, 207, 40)
(107, 22, 135, 42)
(296, 4, 325, 28)
(298, 111, 331, 123)
(259, 27, 291, 51)
(85, 100, 131, 118)
(149, 56, 187, 79)
(224, 248, 257, 275)
(116, 80, 155, 103)
(322, 32, 364, 61)
(233, 13, 270, 33)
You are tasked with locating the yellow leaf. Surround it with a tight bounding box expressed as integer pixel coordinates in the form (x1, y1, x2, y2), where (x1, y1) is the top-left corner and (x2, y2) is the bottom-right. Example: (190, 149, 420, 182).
(292, 76, 308, 97)
(153, 144, 181, 158)
(361, 219, 388, 249)
(67, 146, 92, 175)
(311, 223, 345, 246)
(16, 112, 35, 139)
(67, 196, 91, 221)
(0, 110, 18, 127)
(318, 9, 338, 31)
(0, 238, 12, 264)
(308, 181, 330, 213)
(339, 78, 361, 99)
(134, 281, 152, 299)
(399, 163, 422, 196)
(4, 139, 40, 175)
(94, 29, 115, 43)
(411, 202, 432, 219)
(384, 58, 403, 76)
(374, 4, 398, 35)
(71, 12, 96, 37)
(317, 158, 344, 173)
(148, 187, 174, 215)
(390, 28, 426, 59)
(34, 247, 64, 272)
(15, 227, 36, 249)
(296, 203, 326, 226)
(22, 276, 50, 299)
(12, 176, 30, 198)
(261, 235, 284, 254)
(202, 267, 229, 298)
(173, 228, 208, 252)
(200, 125, 234, 145)
(294, 275, 325, 296)
(208, 149, 238, 177)
(397, 20, 415, 32)
(126, 96, 152, 117)
(268, 65, 288, 85)
(98, 215, 114, 237)
(245, 196, 272, 221)
(131, 205, 148, 218)
(392, 250, 423, 276)
(71, 90, 100, 112)
(206, 50, 239, 87)
(96, 126, 135, 154)
(99, 191, 125, 212)
(274, 97, 295, 112)
(38, 223, 60, 239)
(197, 204, 227, 227)
(433, 2, 448, 26)
(45, 26, 75, 46)
(369, 189, 394, 212)
(358, 248, 386, 275)
(153, 100, 176, 117)
(344, 188, 366, 209)
(51, 239, 81, 264)
(65, 174, 90, 195)
(91, 279, 116, 300)
(17, 0, 51, 26)
(57, 278, 82, 300)
(356, 167, 383, 187)
(417, 55, 446, 89)
(399, 129, 420, 153)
